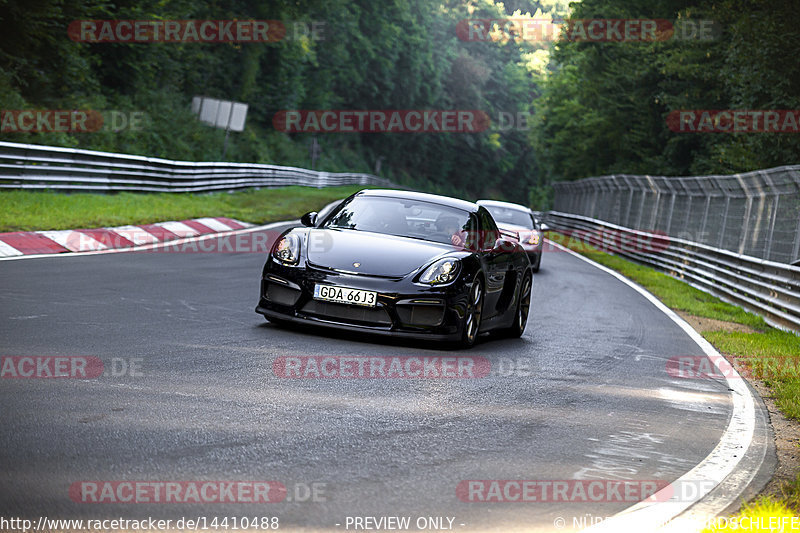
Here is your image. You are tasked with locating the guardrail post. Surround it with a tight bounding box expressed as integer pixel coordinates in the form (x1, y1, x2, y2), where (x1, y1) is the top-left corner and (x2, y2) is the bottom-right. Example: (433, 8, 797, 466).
(674, 178, 691, 238)
(683, 195, 692, 236)
(759, 171, 778, 261)
(636, 178, 647, 229)
(649, 176, 661, 231)
(790, 169, 800, 264)
(718, 195, 731, 248)
(738, 172, 768, 257)
(793, 209, 800, 264)
(764, 195, 779, 260)
(699, 195, 712, 244)
(739, 195, 753, 256)
(665, 191, 676, 234)
(612, 175, 624, 225)
(623, 176, 635, 227)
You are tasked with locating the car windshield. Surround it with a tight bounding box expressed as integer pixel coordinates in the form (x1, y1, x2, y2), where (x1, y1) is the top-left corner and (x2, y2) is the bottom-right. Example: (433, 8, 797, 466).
(484, 205, 534, 229)
(324, 196, 471, 245)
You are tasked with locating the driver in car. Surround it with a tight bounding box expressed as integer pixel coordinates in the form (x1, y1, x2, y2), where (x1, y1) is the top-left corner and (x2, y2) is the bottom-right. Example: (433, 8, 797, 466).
(436, 215, 467, 248)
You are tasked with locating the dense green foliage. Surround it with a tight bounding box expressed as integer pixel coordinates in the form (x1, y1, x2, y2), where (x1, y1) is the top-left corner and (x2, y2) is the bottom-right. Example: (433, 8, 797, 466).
(534, 0, 800, 182)
(1, 0, 798, 205)
(0, 0, 567, 201)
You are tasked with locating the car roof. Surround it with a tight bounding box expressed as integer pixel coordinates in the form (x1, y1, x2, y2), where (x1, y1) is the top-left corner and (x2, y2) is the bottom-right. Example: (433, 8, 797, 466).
(357, 189, 478, 212)
(476, 199, 533, 214)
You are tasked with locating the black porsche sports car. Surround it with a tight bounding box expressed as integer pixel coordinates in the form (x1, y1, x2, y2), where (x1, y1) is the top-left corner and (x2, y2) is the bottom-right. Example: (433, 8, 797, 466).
(255, 189, 533, 348)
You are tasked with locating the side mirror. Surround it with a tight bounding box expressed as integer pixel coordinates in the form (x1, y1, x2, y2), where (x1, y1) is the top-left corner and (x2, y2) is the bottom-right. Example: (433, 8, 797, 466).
(539, 223, 550, 232)
(300, 211, 318, 227)
(493, 238, 518, 254)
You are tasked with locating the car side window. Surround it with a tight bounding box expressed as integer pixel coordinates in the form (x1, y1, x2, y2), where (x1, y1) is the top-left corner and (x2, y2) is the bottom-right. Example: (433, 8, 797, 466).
(478, 208, 499, 250)
(463, 214, 480, 250)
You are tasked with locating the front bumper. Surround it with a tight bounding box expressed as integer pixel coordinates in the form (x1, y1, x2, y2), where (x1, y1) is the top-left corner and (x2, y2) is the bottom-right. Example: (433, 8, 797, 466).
(255, 259, 470, 341)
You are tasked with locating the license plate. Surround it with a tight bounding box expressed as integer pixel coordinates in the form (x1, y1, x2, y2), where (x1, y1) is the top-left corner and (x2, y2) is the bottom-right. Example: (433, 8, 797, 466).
(313, 284, 377, 307)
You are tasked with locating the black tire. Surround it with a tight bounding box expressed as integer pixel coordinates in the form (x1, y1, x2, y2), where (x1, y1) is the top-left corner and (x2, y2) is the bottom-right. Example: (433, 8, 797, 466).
(499, 271, 532, 338)
(458, 275, 484, 349)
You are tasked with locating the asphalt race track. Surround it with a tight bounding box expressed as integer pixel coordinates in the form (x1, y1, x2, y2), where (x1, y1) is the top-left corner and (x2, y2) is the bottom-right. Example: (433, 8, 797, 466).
(0, 224, 766, 532)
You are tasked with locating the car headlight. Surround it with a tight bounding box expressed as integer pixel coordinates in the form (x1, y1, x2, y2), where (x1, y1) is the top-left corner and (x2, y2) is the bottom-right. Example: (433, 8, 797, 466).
(527, 231, 540, 245)
(420, 258, 461, 285)
(273, 234, 301, 265)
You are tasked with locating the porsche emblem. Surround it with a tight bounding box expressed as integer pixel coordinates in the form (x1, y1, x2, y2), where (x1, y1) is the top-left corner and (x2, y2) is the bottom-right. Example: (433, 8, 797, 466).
(353, 262, 361, 268)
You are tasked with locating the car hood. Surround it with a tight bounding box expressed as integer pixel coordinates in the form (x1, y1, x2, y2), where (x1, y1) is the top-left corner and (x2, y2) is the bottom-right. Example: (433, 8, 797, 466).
(496, 223, 537, 237)
(306, 229, 452, 277)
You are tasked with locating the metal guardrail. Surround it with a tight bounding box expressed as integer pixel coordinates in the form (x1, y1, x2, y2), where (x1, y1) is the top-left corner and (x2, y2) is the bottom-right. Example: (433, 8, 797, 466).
(0, 141, 394, 192)
(545, 211, 800, 333)
(552, 167, 800, 265)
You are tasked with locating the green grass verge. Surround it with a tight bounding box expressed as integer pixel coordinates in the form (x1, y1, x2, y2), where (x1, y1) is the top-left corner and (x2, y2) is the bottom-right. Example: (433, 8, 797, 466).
(701, 495, 797, 532)
(705, 329, 800, 419)
(552, 232, 800, 517)
(0, 186, 367, 232)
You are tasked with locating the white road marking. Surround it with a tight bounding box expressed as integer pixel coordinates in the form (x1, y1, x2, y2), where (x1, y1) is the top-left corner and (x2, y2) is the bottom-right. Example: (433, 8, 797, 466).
(109, 225, 159, 245)
(0, 239, 23, 257)
(37, 230, 106, 252)
(194, 217, 236, 232)
(156, 221, 199, 238)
